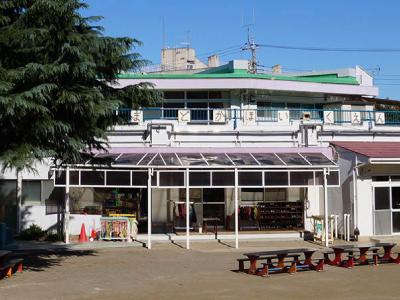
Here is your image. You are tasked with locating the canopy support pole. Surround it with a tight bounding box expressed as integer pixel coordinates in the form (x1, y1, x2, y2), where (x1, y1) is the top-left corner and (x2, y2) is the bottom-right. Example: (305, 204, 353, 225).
(186, 168, 190, 250)
(323, 168, 329, 247)
(64, 167, 70, 244)
(234, 168, 239, 249)
(147, 168, 152, 249)
(16, 170, 22, 234)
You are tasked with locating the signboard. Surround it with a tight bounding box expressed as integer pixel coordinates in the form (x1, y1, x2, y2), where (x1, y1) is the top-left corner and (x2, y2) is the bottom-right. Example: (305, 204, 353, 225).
(130, 110, 143, 124)
(323, 111, 335, 124)
(213, 109, 226, 123)
(243, 110, 257, 125)
(351, 111, 362, 124)
(178, 109, 191, 123)
(277, 110, 290, 124)
(375, 112, 385, 125)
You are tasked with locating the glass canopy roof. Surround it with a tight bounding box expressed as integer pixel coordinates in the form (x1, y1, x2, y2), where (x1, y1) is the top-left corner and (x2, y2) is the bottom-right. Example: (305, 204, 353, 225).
(83, 152, 336, 168)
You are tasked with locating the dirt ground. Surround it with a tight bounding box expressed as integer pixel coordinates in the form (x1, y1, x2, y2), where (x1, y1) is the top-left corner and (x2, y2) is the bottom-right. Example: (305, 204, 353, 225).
(1, 240, 400, 300)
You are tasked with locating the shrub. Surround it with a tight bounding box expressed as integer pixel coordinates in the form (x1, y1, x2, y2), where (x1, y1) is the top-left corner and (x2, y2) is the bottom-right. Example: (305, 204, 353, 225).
(18, 224, 46, 241)
(45, 232, 61, 242)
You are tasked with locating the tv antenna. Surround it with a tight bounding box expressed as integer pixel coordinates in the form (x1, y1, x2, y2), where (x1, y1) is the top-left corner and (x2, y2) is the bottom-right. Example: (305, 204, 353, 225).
(241, 9, 259, 74)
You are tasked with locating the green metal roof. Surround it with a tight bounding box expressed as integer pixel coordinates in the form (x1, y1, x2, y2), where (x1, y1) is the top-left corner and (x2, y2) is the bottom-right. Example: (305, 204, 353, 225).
(117, 68, 359, 85)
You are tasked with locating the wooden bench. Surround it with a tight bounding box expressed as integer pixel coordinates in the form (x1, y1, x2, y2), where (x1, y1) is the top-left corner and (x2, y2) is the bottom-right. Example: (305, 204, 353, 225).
(0, 250, 11, 266)
(0, 258, 23, 279)
(259, 257, 325, 276)
(237, 254, 301, 272)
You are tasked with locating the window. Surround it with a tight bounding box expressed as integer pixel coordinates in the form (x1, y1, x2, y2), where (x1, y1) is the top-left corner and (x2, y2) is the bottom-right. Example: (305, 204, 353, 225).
(106, 171, 131, 186)
(290, 172, 314, 186)
(372, 176, 389, 182)
(189, 172, 210, 186)
(70, 171, 79, 185)
(80, 171, 105, 186)
(163, 91, 185, 99)
(375, 187, 390, 210)
(132, 171, 147, 186)
(55, 170, 66, 185)
(159, 172, 184, 187)
(22, 180, 41, 203)
(212, 172, 234, 186)
(209, 91, 223, 99)
(0, 180, 17, 205)
(238, 172, 262, 186)
(392, 187, 400, 209)
(187, 91, 208, 99)
(265, 172, 288, 186)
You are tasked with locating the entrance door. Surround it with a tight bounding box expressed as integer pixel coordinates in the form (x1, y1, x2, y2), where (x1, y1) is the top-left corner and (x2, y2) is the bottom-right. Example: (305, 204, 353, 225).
(373, 187, 391, 235)
(391, 187, 400, 233)
(373, 185, 400, 235)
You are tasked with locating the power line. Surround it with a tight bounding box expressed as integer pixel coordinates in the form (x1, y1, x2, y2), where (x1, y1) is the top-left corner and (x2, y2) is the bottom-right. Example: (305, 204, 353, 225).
(258, 44, 400, 53)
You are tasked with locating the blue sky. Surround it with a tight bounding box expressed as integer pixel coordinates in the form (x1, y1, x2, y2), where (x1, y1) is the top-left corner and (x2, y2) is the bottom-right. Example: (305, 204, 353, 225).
(83, 0, 400, 99)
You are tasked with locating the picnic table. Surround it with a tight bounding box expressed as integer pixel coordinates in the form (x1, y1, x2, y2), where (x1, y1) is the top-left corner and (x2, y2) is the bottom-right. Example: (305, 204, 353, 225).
(0, 251, 11, 267)
(241, 248, 323, 276)
(325, 243, 398, 268)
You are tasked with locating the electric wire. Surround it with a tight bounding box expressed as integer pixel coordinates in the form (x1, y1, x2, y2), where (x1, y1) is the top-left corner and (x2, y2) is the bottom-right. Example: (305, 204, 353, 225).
(258, 44, 400, 53)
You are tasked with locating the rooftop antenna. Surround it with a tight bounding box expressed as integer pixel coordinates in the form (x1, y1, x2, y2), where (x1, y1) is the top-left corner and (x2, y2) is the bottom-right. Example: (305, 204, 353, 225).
(241, 11, 259, 74)
(162, 17, 166, 49)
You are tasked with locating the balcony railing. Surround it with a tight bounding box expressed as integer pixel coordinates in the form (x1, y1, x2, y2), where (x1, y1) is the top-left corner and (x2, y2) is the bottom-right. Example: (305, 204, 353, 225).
(116, 108, 400, 128)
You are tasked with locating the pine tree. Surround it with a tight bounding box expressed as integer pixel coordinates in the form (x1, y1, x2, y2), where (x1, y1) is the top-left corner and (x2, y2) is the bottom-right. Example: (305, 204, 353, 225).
(0, 0, 160, 170)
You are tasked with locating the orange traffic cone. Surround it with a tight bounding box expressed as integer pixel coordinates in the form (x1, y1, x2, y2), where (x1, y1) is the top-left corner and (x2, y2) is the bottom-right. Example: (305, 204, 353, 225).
(79, 223, 88, 243)
(91, 228, 97, 240)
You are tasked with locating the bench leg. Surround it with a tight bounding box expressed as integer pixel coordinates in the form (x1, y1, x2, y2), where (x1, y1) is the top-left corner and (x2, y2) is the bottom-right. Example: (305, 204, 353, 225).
(257, 265, 270, 277)
(6, 267, 12, 278)
(288, 262, 297, 275)
(373, 255, 379, 266)
(313, 259, 324, 272)
(238, 261, 244, 272)
(17, 263, 23, 273)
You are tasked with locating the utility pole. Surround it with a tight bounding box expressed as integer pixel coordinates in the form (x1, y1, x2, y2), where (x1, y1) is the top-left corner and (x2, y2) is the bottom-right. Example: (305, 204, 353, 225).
(241, 26, 259, 74)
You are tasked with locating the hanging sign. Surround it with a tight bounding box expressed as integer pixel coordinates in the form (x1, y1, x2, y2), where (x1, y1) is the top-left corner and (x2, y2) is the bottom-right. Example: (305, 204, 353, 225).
(375, 112, 385, 125)
(243, 110, 257, 125)
(351, 111, 362, 124)
(178, 109, 191, 123)
(213, 109, 226, 123)
(277, 110, 290, 123)
(323, 111, 335, 124)
(130, 110, 143, 124)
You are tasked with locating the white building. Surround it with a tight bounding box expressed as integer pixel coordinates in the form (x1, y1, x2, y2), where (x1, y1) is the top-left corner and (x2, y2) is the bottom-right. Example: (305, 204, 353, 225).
(2, 57, 400, 247)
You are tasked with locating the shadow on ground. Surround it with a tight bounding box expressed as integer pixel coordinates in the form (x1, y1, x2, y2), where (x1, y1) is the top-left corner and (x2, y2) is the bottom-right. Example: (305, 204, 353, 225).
(13, 249, 98, 272)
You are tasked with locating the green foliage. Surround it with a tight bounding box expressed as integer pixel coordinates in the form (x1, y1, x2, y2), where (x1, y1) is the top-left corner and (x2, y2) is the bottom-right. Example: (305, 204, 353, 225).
(45, 232, 61, 242)
(17, 224, 46, 240)
(0, 0, 161, 170)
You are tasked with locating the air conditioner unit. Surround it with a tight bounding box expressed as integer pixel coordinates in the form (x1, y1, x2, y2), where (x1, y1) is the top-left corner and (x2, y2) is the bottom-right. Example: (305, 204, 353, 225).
(302, 112, 311, 121)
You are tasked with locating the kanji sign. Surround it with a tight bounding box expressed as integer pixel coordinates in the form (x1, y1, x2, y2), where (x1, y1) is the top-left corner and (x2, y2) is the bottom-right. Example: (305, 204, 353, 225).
(130, 110, 143, 123)
(178, 109, 191, 123)
(243, 110, 256, 125)
(277, 110, 289, 123)
(213, 109, 226, 123)
(375, 112, 385, 125)
(323, 111, 335, 124)
(351, 111, 362, 124)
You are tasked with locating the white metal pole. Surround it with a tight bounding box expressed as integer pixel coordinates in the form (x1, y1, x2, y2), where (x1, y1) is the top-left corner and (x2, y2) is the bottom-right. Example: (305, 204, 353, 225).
(334, 215, 338, 239)
(16, 169, 22, 234)
(323, 168, 329, 247)
(234, 168, 239, 249)
(186, 168, 190, 250)
(64, 167, 70, 244)
(147, 168, 152, 249)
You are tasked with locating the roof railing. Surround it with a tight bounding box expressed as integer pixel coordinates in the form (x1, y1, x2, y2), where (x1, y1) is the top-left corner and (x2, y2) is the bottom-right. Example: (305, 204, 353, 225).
(116, 107, 399, 128)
